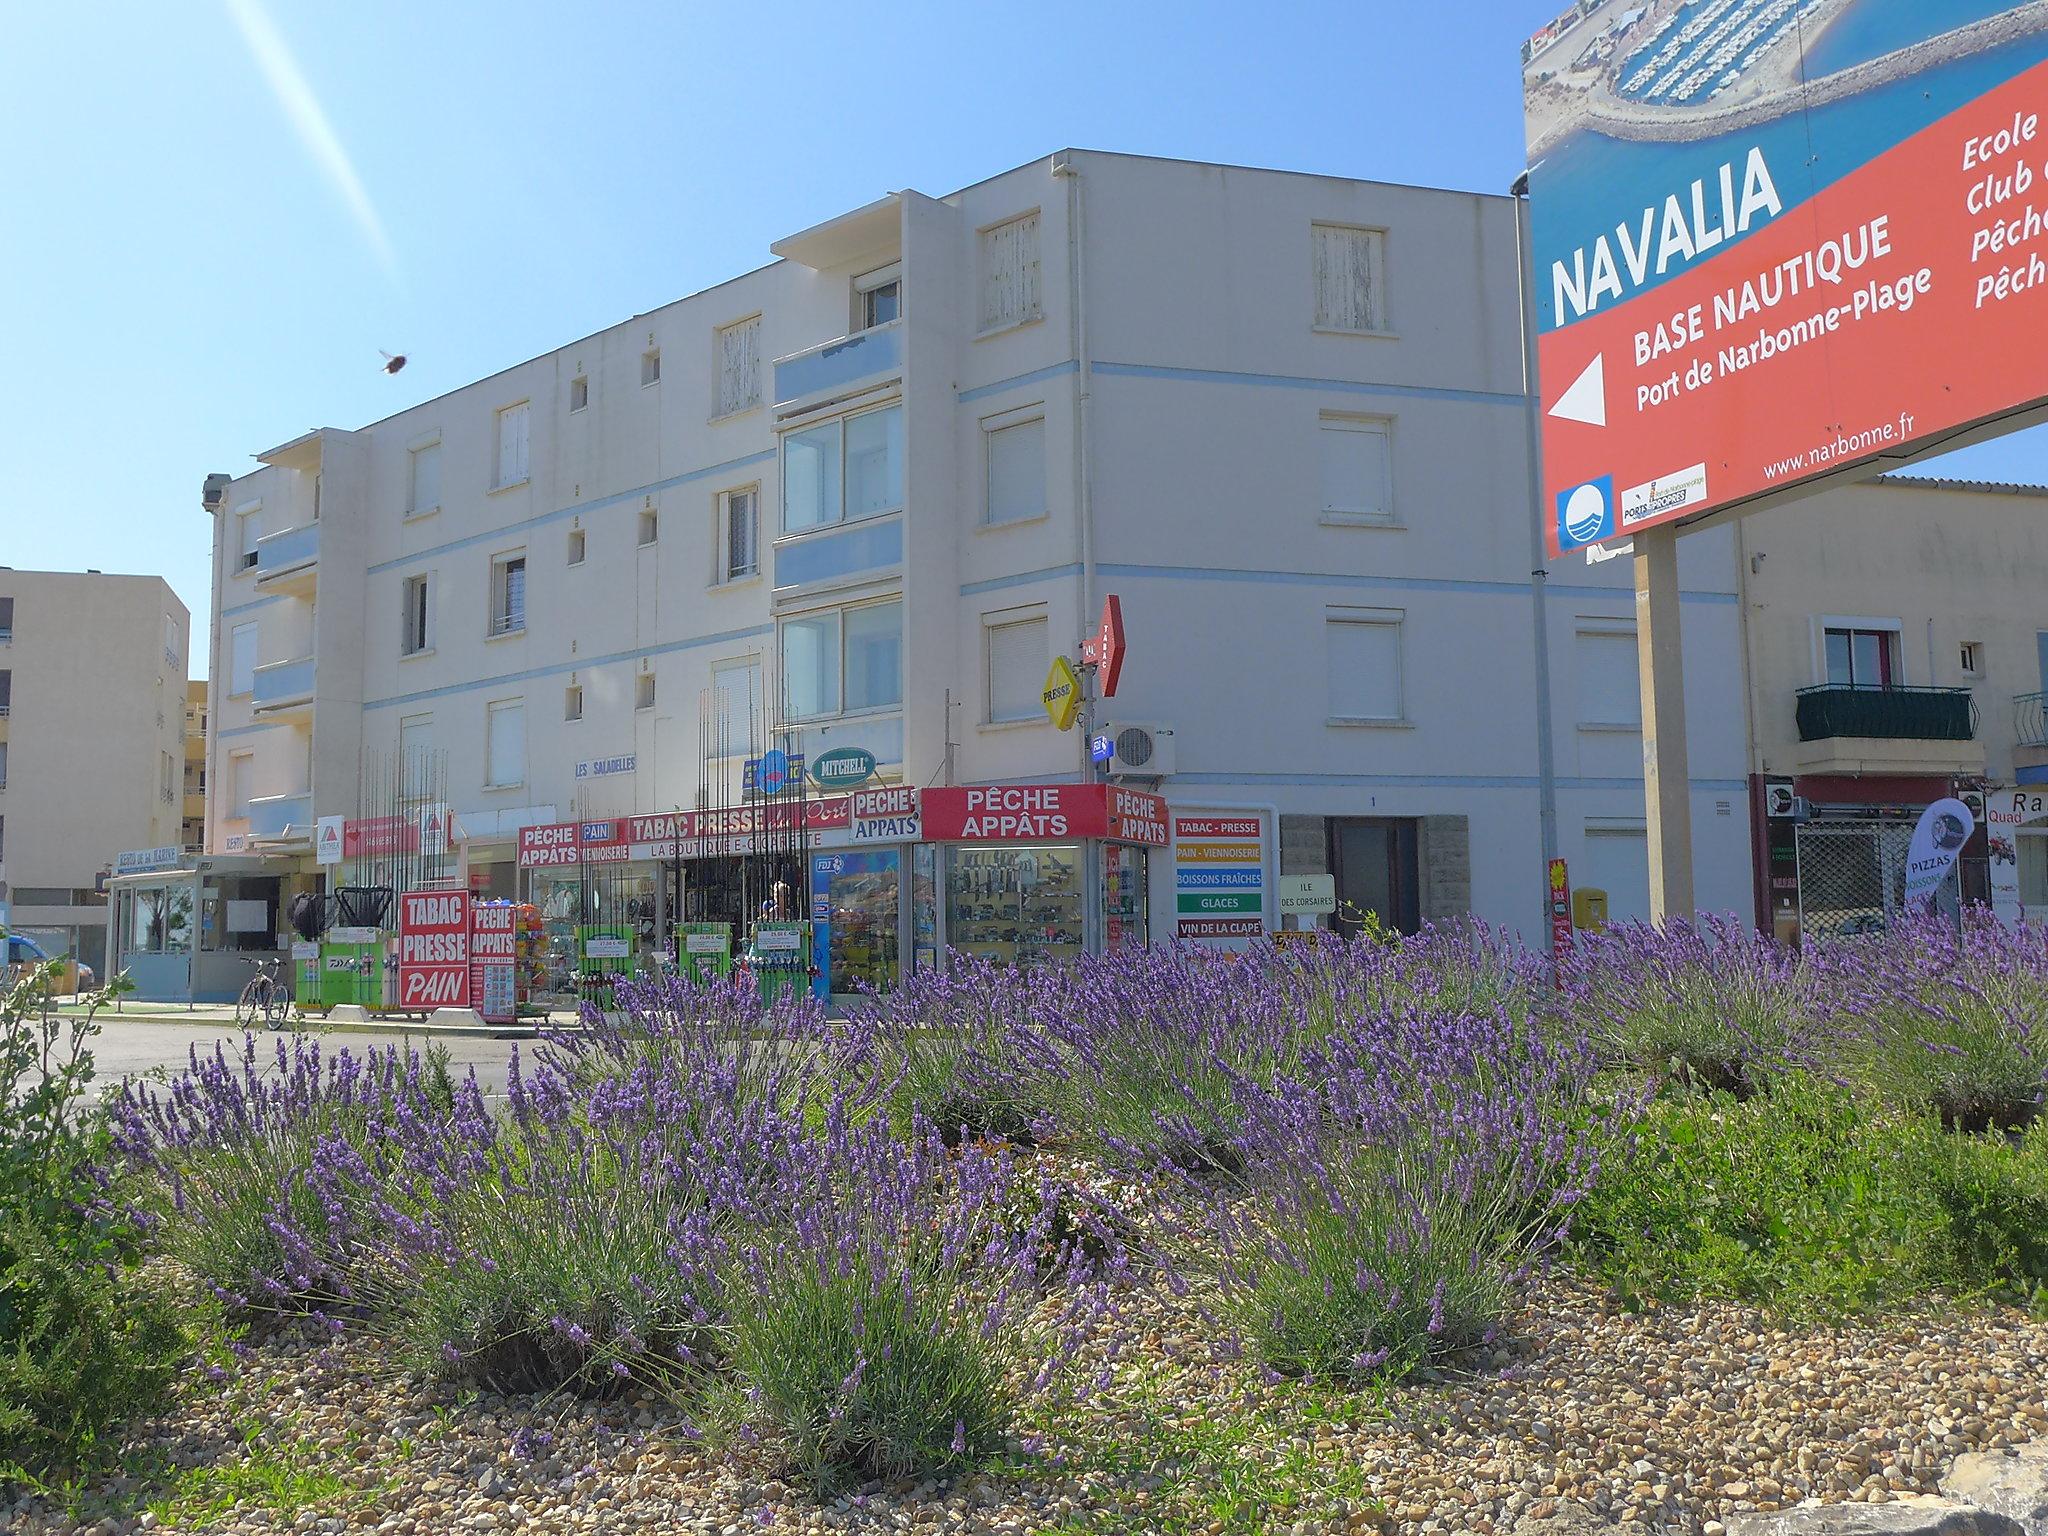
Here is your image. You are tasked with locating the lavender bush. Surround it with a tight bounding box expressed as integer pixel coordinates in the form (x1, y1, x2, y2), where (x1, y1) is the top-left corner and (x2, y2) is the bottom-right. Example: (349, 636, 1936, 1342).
(718, 1104, 1118, 1489)
(1283, 921, 1547, 1033)
(1195, 1007, 1612, 1382)
(1831, 908, 2048, 1130)
(1558, 913, 1827, 1095)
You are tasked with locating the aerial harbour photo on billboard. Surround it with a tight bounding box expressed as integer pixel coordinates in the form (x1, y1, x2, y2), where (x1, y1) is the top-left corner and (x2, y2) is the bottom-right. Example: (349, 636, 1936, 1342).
(1524, 0, 2048, 555)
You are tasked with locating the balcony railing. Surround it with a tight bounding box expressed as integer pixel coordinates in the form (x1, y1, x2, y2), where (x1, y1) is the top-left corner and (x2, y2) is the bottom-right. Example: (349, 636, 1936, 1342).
(773, 322, 901, 410)
(252, 656, 315, 709)
(1795, 684, 1976, 743)
(246, 792, 313, 839)
(255, 522, 319, 581)
(2016, 692, 2048, 749)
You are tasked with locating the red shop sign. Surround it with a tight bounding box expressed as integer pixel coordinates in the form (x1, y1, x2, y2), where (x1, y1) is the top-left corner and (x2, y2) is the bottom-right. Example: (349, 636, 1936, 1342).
(921, 784, 1167, 844)
(398, 890, 471, 1010)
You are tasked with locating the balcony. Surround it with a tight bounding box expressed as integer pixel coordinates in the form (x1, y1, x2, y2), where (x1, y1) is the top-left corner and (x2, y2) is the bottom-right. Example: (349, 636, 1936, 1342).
(246, 791, 313, 841)
(255, 522, 319, 594)
(251, 656, 315, 719)
(1793, 684, 1984, 776)
(773, 322, 901, 414)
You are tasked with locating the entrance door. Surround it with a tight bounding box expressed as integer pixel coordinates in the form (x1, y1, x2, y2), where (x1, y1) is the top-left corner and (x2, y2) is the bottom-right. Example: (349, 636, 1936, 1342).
(1327, 818, 1419, 936)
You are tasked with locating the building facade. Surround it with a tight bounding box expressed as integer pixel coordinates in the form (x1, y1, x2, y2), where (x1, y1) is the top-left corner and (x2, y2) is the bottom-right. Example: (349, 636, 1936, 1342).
(1735, 475, 2048, 937)
(202, 150, 1755, 978)
(0, 569, 189, 973)
(183, 680, 207, 852)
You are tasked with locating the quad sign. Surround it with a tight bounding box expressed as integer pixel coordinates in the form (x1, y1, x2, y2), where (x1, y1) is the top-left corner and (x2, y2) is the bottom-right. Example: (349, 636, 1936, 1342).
(1524, 5, 2048, 555)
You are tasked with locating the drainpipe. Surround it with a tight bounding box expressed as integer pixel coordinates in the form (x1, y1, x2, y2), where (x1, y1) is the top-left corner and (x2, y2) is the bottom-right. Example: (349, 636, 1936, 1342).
(1511, 175, 1563, 911)
(1052, 153, 1095, 783)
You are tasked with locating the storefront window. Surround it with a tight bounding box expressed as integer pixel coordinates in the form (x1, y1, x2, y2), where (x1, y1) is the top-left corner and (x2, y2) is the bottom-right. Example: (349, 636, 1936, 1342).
(812, 849, 901, 997)
(128, 882, 194, 954)
(946, 845, 1083, 968)
(912, 843, 938, 973)
(1101, 843, 1150, 952)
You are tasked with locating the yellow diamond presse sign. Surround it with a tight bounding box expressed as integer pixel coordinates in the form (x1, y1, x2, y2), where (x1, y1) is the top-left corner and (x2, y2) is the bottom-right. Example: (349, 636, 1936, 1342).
(1042, 655, 1081, 732)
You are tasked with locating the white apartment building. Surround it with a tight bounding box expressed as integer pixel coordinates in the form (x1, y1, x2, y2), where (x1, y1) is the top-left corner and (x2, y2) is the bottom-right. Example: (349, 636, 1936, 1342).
(200, 150, 1754, 985)
(0, 569, 189, 974)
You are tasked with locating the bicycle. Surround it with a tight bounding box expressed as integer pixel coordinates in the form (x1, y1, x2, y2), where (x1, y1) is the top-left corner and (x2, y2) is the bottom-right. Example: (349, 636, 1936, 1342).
(235, 956, 296, 1032)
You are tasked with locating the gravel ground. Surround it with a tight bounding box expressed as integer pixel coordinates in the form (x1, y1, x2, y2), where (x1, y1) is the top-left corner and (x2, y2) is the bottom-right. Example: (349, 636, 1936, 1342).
(10, 1270, 2046, 1536)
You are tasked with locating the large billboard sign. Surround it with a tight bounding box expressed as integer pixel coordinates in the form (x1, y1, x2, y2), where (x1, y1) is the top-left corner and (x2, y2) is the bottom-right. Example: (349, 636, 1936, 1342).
(1525, 1, 2048, 557)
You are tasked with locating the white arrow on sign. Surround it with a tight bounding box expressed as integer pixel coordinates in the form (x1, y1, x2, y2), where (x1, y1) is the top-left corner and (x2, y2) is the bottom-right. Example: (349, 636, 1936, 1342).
(1548, 352, 1606, 427)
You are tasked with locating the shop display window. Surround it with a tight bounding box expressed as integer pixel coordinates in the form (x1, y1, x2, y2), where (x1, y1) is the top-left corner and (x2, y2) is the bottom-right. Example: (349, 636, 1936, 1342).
(814, 848, 901, 996)
(945, 844, 1083, 967)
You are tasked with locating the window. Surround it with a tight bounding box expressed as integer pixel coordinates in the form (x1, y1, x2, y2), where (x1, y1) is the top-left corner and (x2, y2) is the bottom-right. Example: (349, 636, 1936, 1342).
(231, 751, 254, 817)
(236, 504, 262, 570)
(638, 507, 659, 546)
(229, 623, 258, 696)
(564, 683, 583, 721)
(716, 316, 761, 416)
(985, 614, 1048, 723)
(1326, 610, 1403, 722)
(721, 486, 759, 580)
(979, 211, 1042, 333)
(490, 554, 527, 637)
(485, 699, 525, 788)
(161, 751, 174, 802)
(0, 671, 9, 715)
(569, 376, 588, 413)
(399, 712, 433, 768)
(782, 405, 902, 533)
(164, 614, 182, 669)
(1575, 623, 1641, 728)
(641, 348, 661, 387)
(711, 658, 762, 745)
(782, 600, 902, 720)
(0, 595, 12, 640)
(636, 672, 656, 711)
(494, 402, 531, 489)
(0, 741, 7, 788)
(401, 575, 431, 656)
(408, 441, 440, 517)
(986, 416, 1046, 526)
(1824, 626, 1897, 687)
(1960, 641, 1985, 678)
(855, 264, 901, 331)
(1319, 416, 1395, 525)
(567, 528, 586, 565)
(1312, 222, 1387, 333)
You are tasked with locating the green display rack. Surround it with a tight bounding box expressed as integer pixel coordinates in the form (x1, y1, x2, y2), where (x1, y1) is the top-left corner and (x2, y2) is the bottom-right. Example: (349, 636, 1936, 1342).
(675, 922, 734, 983)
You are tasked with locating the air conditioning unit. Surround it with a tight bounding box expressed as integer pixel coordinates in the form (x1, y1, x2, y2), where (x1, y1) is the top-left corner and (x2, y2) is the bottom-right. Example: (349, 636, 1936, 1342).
(1103, 722, 1173, 779)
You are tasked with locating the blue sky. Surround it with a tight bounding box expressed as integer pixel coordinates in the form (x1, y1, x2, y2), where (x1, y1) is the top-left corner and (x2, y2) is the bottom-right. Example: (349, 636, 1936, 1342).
(4, 0, 2041, 672)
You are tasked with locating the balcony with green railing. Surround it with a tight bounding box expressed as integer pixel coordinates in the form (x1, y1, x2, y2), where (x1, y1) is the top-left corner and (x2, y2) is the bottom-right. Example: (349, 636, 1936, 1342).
(2016, 691, 2048, 749)
(1794, 684, 1976, 743)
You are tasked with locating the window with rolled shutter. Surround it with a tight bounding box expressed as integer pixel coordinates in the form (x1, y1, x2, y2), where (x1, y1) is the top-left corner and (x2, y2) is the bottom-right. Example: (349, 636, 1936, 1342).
(986, 615, 1048, 723)
(717, 317, 760, 416)
(1327, 613, 1403, 721)
(486, 700, 524, 788)
(1312, 223, 1386, 333)
(230, 623, 258, 696)
(979, 212, 1042, 333)
(986, 418, 1046, 525)
(1319, 416, 1394, 523)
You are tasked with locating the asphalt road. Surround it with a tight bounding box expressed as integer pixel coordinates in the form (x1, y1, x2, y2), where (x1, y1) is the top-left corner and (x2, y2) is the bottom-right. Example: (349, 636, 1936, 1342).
(75, 1014, 535, 1098)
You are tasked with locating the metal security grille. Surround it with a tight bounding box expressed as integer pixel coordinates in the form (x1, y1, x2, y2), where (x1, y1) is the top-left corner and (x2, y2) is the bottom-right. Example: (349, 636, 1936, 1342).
(1794, 818, 1957, 937)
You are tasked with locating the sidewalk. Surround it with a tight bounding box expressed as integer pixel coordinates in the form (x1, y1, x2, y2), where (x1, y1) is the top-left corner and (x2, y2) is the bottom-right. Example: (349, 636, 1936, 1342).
(48, 997, 564, 1038)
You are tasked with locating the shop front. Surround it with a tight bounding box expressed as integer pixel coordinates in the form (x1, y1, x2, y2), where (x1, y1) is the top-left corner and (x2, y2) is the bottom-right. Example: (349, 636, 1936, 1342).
(108, 851, 315, 1003)
(920, 784, 1168, 964)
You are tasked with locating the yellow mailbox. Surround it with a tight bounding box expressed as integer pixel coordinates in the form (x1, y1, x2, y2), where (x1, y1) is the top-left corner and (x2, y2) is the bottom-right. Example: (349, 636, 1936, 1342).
(1572, 887, 1609, 932)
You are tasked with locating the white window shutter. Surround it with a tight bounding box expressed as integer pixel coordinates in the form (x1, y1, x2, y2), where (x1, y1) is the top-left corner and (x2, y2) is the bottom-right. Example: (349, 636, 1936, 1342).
(1327, 618, 1402, 720)
(487, 701, 524, 786)
(987, 419, 1046, 525)
(1319, 420, 1392, 519)
(230, 623, 258, 695)
(1575, 630, 1641, 727)
(719, 318, 760, 415)
(987, 616, 1048, 723)
(1313, 224, 1384, 332)
(979, 212, 1042, 332)
(411, 443, 440, 513)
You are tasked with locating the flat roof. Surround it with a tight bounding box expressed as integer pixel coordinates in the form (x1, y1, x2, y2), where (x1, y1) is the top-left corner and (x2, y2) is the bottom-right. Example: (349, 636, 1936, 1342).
(1876, 473, 2048, 499)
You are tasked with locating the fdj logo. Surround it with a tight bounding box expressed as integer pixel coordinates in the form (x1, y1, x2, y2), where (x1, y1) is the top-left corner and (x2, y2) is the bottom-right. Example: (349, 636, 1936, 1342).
(1556, 476, 1615, 550)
